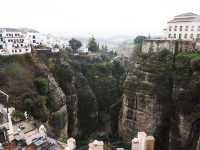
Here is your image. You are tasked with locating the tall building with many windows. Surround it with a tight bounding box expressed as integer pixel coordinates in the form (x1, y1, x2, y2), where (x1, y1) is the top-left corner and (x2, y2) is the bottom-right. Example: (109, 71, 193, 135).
(164, 12, 200, 41)
(0, 28, 41, 55)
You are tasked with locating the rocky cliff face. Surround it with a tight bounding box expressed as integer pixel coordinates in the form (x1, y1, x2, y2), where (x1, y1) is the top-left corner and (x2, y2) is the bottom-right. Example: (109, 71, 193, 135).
(174, 54, 200, 150)
(119, 50, 200, 150)
(0, 50, 124, 146)
(0, 51, 99, 141)
(119, 50, 173, 143)
(35, 51, 99, 138)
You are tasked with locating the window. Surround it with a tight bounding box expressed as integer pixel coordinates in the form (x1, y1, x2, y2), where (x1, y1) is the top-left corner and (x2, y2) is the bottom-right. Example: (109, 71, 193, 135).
(0, 34, 2, 37)
(168, 34, 171, 38)
(33, 35, 36, 39)
(174, 34, 176, 38)
(15, 34, 18, 37)
(179, 34, 182, 39)
(21, 44, 23, 47)
(185, 26, 189, 31)
(174, 26, 177, 31)
(184, 34, 188, 39)
(180, 26, 183, 31)
(0, 45, 3, 49)
(127, 110, 133, 119)
(33, 40, 36, 43)
(197, 34, 200, 39)
(198, 26, 200, 31)
(191, 26, 195, 31)
(169, 26, 172, 31)
(19, 49, 22, 52)
(26, 49, 29, 51)
(190, 34, 194, 39)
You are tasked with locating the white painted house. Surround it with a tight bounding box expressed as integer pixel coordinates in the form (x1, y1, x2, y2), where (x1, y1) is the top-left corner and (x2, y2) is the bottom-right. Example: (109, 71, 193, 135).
(132, 132, 155, 150)
(0, 28, 31, 55)
(25, 32, 40, 46)
(89, 140, 104, 150)
(164, 12, 200, 40)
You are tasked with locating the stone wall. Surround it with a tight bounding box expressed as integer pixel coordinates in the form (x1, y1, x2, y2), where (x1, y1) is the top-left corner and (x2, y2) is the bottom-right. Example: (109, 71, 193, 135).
(142, 39, 200, 53)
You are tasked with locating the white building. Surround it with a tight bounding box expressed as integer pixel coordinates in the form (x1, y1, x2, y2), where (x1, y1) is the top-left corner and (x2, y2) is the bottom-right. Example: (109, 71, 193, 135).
(132, 132, 155, 150)
(0, 28, 31, 55)
(0, 105, 15, 143)
(165, 12, 200, 41)
(88, 140, 104, 150)
(65, 137, 76, 150)
(25, 32, 40, 46)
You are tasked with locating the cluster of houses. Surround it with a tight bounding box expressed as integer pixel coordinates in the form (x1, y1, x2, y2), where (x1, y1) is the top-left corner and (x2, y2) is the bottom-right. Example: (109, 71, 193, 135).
(64, 132, 155, 150)
(0, 98, 155, 150)
(0, 101, 154, 150)
(0, 28, 63, 56)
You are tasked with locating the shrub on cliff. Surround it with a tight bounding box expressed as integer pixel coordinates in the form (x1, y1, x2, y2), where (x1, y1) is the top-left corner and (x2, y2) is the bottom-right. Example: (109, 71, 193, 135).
(55, 64, 73, 83)
(24, 96, 48, 122)
(34, 77, 48, 95)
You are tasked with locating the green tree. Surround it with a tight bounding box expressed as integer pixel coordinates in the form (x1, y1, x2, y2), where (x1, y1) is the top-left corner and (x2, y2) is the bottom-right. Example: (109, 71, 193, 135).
(69, 38, 82, 52)
(101, 45, 108, 52)
(134, 35, 146, 45)
(34, 77, 48, 95)
(134, 35, 146, 52)
(88, 36, 99, 52)
(112, 60, 125, 80)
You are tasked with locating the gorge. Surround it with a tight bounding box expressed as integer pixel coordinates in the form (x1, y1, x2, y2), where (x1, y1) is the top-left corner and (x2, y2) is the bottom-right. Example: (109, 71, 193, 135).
(0, 43, 200, 150)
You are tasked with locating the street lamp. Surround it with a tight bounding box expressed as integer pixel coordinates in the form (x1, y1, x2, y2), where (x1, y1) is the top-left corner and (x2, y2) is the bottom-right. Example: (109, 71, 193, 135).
(0, 90, 9, 120)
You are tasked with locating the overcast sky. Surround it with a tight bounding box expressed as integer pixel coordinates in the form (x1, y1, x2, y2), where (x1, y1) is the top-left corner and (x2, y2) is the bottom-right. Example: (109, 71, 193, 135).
(0, 0, 200, 38)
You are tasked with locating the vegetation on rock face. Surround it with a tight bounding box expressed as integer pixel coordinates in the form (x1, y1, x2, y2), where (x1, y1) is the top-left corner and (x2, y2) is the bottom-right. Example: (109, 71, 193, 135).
(176, 52, 200, 61)
(11, 110, 25, 121)
(0, 49, 127, 146)
(121, 46, 200, 150)
(34, 77, 48, 95)
(80, 57, 125, 138)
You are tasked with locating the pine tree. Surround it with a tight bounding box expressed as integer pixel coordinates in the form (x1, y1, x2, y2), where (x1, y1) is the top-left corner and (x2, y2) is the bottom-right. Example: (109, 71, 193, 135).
(88, 36, 99, 52)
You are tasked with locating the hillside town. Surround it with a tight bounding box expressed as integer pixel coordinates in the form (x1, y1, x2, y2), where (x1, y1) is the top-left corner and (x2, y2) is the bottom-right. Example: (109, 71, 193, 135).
(0, 12, 200, 150)
(0, 28, 63, 55)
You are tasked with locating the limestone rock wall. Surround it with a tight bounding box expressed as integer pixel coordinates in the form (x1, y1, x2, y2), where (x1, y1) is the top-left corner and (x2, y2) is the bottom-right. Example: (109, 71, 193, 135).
(119, 49, 200, 150)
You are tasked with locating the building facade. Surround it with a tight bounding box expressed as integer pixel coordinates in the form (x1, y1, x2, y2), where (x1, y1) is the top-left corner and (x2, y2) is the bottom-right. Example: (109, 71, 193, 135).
(165, 12, 200, 41)
(0, 28, 32, 55)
